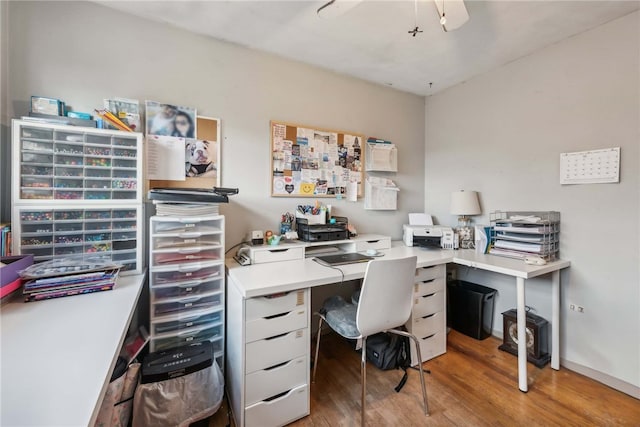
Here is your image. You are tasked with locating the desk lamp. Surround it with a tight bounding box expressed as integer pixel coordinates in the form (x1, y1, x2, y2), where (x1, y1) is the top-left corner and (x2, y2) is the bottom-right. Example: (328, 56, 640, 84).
(450, 190, 481, 249)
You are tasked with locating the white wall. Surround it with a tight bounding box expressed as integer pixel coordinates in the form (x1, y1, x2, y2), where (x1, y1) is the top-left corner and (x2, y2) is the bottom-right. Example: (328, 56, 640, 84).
(6, 1, 425, 246)
(425, 11, 640, 394)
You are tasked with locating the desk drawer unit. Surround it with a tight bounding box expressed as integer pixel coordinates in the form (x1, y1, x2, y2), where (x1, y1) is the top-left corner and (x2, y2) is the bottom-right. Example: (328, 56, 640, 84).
(149, 215, 226, 370)
(249, 246, 305, 264)
(406, 265, 447, 365)
(241, 289, 310, 427)
(245, 384, 309, 427)
(354, 236, 391, 252)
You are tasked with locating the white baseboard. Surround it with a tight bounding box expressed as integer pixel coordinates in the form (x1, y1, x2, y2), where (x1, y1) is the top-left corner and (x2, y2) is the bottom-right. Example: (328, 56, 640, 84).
(490, 332, 639, 399)
(560, 358, 640, 400)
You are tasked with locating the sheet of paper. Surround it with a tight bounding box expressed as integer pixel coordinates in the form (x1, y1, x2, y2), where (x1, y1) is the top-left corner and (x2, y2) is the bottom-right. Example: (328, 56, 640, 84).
(347, 181, 358, 202)
(409, 213, 433, 226)
(146, 135, 186, 180)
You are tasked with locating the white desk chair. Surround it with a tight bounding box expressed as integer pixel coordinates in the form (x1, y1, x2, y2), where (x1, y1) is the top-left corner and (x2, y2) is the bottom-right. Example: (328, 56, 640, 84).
(312, 256, 429, 425)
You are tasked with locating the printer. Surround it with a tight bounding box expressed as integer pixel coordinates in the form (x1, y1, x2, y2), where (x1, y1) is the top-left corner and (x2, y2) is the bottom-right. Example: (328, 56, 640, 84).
(403, 224, 458, 249)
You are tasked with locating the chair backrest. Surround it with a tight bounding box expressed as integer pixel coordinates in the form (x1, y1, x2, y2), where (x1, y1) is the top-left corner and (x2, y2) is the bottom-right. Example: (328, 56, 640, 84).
(356, 256, 417, 337)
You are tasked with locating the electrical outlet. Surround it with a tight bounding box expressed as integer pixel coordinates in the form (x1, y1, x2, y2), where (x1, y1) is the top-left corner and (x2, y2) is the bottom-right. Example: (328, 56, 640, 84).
(570, 304, 585, 313)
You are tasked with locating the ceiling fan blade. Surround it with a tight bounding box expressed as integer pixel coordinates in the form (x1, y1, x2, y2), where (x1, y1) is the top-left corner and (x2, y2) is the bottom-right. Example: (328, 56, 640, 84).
(434, 0, 469, 32)
(317, 0, 365, 18)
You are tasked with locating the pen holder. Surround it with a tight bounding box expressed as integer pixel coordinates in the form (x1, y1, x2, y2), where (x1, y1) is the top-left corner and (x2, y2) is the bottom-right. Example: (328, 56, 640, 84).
(280, 222, 292, 235)
(295, 211, 325, 225)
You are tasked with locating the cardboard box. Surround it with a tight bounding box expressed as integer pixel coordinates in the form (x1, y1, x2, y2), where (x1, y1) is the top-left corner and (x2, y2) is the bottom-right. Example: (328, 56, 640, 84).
(1, 255, 34, 302)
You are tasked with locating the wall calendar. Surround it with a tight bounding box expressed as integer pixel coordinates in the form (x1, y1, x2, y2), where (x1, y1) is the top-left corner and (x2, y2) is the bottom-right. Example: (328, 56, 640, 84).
(560, 147, 620, 185)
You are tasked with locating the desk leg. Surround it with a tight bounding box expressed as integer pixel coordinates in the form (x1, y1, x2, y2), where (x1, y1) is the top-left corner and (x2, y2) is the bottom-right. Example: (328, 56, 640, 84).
(551, 270, 560, 370)
(516, 277, 528, 392)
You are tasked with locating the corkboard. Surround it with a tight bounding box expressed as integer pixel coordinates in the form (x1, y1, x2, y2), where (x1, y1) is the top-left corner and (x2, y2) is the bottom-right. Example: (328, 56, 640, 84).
(147, 116, 220, 191)
(270, 120, 364, 198)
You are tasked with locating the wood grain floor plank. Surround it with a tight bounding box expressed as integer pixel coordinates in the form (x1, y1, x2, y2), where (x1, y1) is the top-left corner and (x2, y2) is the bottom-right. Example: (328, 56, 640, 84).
(212, 330, 639, 427)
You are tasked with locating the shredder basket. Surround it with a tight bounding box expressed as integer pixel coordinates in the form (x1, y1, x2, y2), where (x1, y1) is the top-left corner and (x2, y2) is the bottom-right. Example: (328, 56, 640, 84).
(132, 360, 223, 427)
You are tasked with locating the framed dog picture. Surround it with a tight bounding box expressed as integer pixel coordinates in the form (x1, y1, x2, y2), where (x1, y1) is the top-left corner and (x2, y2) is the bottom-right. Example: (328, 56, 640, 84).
(146, 116, 221, 191)
(185, 139, 218, 179)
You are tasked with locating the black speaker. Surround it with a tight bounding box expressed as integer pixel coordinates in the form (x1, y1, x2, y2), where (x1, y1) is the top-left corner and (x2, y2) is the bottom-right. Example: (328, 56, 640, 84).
(498, 309, 550, 368)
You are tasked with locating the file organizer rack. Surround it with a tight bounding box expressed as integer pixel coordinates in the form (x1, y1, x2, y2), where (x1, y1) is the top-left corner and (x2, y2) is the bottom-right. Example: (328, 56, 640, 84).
(11, 120, 144, 274)
(148, 214, 225, 372)
(489, 211, 560, 261)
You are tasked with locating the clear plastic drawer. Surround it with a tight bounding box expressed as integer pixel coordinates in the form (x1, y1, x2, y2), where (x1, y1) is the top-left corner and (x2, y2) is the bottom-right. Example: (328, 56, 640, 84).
(150, 331, 223, 353)
(152, 247, 223, 266)
(151, 263, 223, 285)
(151, 277, 223, 302)
(151, 309, 223, 335)
(152, 292, 223, 317)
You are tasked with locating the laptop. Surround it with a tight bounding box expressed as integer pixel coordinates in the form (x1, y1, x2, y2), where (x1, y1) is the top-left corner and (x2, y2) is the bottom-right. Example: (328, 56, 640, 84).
(314, 252, 373, 266)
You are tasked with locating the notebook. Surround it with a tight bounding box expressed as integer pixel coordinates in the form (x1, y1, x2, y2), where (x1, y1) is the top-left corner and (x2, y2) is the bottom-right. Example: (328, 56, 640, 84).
(314, 252, 373, 266)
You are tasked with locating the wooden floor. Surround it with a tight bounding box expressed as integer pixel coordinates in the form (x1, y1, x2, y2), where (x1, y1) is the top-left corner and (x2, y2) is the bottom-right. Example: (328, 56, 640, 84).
(212, 330, 640, 426)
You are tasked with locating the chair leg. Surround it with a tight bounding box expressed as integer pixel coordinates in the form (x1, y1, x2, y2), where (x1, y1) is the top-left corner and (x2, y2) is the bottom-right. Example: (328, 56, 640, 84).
(388, 329, 429, 416)
(360, 335, 367, 427)
(409, 333, 429, 416)
(312, 316, 324, 383)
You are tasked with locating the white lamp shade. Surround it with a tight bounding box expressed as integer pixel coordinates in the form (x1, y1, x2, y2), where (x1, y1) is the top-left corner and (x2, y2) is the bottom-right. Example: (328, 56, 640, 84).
(450, 190, 481, 216)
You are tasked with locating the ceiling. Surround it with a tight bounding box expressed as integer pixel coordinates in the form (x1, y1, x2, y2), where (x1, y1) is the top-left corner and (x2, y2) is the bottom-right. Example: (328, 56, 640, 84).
(96, 1, 639, 96)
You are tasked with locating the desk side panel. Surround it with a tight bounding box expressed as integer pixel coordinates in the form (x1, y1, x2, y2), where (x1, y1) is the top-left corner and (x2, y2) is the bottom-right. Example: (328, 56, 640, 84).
(226, 274, 246, 427)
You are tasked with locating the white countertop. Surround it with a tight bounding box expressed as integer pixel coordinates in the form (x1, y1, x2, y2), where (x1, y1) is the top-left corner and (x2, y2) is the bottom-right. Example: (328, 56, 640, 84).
(1, 272, 147, 427)
(226, 243, 570, 298)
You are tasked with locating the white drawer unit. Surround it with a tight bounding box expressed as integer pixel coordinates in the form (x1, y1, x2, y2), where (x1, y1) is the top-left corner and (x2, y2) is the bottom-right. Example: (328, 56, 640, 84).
(406, 264, 448, 365)
(12, 205, 144, 274)
(244, 384, 309, 427)
(226, 284, 310, 427)
(248, 244, 305, 264)
(149, 214, 225, 371)
(11, 120, 144, 272)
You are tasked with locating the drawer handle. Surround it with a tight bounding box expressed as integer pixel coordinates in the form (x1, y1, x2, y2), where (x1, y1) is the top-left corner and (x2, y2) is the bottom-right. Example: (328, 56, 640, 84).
(268, 248, 289, 253)
(421, 333, 436, 341)
(263, 389, 290, 402)
(178, 219, 202, 224)
(264, 311, 290, 320)
(178, 328, 202, 337)
(421, 313, 436, 319)
(178, 281, 203, 288)
(421, 293, 436, 298)
(176, 313, 202, 322)
(178, 231, 203, 238)
(265, 332, 289, 341)
(177, 247, 201, 254)
(420, 279, 435, 284)
(177, 264, 202, 273)
(366, 240, 380, 243)
(178, 296, 201, 303)
(264, 360, 289, 371)
(420, 266, 436, 270)
(263, 292, 290, 299)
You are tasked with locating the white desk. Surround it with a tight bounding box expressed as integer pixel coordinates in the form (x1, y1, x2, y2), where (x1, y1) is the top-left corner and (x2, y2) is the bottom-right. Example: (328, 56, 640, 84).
(0, 273, 146, 427)
(227, 243, 569, 402)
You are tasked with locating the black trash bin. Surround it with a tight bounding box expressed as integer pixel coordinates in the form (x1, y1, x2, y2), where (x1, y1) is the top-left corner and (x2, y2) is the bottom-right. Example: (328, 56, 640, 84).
(447, 280, 497, 340)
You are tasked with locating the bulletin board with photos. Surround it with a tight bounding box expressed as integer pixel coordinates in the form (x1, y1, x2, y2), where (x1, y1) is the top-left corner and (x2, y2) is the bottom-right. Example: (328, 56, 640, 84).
(145, 101, 221, 191)
(270, 121, 364, 198)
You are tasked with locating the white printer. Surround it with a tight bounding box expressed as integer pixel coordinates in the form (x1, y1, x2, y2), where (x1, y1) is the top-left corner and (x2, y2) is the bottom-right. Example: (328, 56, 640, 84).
(403, 224, 458, 249)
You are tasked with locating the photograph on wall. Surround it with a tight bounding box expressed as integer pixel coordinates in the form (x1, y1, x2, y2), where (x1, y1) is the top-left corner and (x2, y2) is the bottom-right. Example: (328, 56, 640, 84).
(103, 98, 141, 132)
(271, 121, 364, 198)
(145, 101, 197, 138)
(185, 139, 219, 179)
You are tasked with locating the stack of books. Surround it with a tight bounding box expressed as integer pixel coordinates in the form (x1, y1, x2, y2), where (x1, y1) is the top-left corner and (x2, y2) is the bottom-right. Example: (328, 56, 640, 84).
(19, 258, 121, 302)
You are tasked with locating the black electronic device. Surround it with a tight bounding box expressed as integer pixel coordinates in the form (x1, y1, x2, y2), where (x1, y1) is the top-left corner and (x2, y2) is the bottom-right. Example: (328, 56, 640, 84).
(314, 252, 373, 266)
(296, 216, 349, 242)
(498, 309, 550, 368)
(141, 341, 213, 384)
